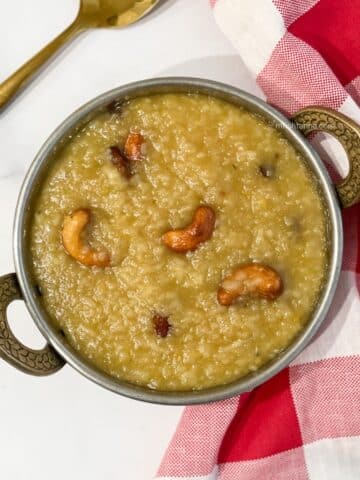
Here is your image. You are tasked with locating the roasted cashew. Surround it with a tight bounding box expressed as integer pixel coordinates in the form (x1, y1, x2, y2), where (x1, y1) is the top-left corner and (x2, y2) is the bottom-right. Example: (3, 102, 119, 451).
(162, 206, 216, 253)
(124, 132, 146, 161)
(218, 263, 283, 306)
(62, 209, 110, 268)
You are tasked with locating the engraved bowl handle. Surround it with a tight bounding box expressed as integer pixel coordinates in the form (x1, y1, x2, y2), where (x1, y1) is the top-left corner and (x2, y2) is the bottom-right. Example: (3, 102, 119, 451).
(0, 273, 65, 375)
(292, 107, 360, 208)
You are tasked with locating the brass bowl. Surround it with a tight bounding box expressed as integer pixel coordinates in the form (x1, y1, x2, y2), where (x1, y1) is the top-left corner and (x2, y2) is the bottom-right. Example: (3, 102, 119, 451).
(1, 78, 359, 404)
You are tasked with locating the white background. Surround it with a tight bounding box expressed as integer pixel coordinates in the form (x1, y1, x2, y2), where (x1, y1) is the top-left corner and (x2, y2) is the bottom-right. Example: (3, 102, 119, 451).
(0, 1, 261, 479)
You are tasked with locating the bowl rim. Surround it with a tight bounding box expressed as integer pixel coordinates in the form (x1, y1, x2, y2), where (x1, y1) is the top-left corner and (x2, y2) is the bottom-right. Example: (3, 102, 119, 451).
(13, 77, 343, 405)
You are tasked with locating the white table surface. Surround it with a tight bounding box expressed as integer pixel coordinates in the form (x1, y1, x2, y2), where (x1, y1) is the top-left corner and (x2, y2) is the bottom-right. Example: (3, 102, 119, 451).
(0, 1, 262, 478)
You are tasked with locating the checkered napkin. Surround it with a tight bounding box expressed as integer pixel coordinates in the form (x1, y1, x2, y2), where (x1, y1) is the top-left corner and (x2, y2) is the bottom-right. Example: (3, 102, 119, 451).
(155, 1, 360, 479)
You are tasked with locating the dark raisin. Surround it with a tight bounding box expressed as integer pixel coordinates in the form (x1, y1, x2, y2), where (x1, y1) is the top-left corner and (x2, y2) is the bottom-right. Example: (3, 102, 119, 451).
(259, 164, 276, 178)
(109, 146, 132, 178)
(34, 284, 42, 297)
(153, 314, 171, 338)
(107, 99, 123, 114)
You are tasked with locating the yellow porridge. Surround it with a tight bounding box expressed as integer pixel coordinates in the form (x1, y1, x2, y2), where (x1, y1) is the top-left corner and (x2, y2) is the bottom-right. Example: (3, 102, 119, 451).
(30, 93, 328, 391)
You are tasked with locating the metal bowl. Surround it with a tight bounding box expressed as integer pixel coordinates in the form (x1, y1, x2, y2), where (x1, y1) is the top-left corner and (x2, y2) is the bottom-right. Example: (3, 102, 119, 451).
(1, 78, 359, 404)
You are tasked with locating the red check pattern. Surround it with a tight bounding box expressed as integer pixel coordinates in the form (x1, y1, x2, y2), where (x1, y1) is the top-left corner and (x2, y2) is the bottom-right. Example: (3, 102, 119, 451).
(218, 369, 303, 462)
(156, 1, 360, 478)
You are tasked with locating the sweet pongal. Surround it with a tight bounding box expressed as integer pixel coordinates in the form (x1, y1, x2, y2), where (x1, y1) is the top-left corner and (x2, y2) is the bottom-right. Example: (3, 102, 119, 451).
(30, 93, 328, 391)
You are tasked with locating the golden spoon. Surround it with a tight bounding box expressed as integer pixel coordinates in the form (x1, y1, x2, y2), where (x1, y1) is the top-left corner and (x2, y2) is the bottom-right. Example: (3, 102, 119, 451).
(0, 0, 160, 110)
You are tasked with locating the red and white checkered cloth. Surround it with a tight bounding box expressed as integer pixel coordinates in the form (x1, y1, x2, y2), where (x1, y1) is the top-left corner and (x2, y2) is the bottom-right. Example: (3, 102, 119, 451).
(155, 1, 360, 479)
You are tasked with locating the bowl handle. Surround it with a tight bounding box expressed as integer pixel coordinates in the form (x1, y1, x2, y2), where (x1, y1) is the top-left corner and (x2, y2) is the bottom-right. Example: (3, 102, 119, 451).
(292, 107, 360, 208)
(0, 273, 65, 375)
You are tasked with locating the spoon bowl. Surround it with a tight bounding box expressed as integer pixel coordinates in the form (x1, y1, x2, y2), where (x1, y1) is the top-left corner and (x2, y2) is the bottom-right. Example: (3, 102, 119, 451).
(0, 0, 161, 110)
(79, 0, 160, 28)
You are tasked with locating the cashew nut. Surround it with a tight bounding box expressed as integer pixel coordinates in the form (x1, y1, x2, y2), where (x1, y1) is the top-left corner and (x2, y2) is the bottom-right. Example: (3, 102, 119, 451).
(217, 263, 283, 306)
(162, 206, 216, 253)
(62, 209, 110, 268)
(124, 132, 146, 161)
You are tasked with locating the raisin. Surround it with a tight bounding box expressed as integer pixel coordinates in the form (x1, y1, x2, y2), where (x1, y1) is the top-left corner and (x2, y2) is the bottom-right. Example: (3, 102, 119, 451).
(107, 100, 123, 115)
(153, 314, 171, 338)
(109, 146, 132, 178)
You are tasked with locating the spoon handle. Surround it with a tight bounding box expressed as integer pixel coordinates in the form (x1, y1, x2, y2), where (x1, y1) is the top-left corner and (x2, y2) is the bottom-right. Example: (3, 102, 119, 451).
(0, 17, 84, 110)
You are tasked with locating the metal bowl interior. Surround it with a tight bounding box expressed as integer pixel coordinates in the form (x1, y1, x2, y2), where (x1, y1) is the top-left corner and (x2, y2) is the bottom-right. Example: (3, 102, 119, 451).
(13, 78, 343, 405)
